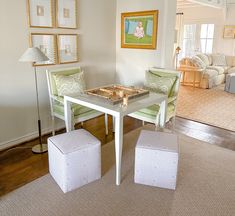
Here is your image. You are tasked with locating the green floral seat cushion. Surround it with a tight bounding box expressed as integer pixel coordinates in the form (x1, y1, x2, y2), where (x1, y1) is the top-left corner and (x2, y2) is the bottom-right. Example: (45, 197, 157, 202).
(133, 102, 175, 123)
(137, 102, 175, 117)
(145, 70, 178, 97)
(53, 71, 86, 96)
(53, 96, 93, 116)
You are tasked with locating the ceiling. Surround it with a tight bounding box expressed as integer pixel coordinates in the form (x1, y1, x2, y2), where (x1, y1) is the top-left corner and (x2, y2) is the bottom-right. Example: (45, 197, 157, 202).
(177, 0, 200, 8)
(177, 0, 231, 9)
(177, 0, 235, 9)
(177, 0, 235, 19)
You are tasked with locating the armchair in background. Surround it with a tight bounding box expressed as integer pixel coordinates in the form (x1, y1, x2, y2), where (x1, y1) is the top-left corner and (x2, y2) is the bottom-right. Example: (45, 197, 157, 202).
(46, 67, 108, 135)
(128, 68, 181, 128)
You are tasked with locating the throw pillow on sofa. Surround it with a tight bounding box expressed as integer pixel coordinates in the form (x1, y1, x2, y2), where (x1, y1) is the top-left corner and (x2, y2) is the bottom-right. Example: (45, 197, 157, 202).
(196, 53, 210, 66)
(206, 54, 213, 66)
(212, 54, 227, 66)
(192, 56, 206, 68)
(53, 72, 86, 96)
(225, 56, 235, 67)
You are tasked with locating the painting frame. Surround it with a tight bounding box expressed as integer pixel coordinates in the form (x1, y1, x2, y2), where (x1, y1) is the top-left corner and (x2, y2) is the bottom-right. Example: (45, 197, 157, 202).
(27, 0, 54, 28)
(223, 25, 235, 39)
(57, 34, 79, 64)
(30, 33, 57, 66)
(56, 0, 78, 29)
(121, 10, 158, 49)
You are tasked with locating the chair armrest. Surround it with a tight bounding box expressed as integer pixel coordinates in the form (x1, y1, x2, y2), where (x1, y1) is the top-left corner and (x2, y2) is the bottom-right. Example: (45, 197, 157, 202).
(50, 95, 64, 105)
(168, 96, 177, 104)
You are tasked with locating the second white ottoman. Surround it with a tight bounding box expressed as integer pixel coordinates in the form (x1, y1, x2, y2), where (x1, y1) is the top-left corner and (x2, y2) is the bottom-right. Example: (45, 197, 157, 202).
(134, 130, 179, 190)
(48, 129, 101, 193)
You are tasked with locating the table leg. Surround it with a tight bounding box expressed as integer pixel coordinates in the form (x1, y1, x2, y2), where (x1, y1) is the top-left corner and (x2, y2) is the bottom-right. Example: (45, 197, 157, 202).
(193, 70, 196, 89)
(183, 71, 186, 85)
(199, 71, 202, 88)
(159, 99, 167, 128)
(64, 98, 72, 132)
(112, 116, 115, 133)
(115, 114, 123, 185)
(104, 113, 108, 135)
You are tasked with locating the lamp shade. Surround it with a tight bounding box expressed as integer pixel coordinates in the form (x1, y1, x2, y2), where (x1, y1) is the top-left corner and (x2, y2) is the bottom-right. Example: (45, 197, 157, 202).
(19, 47, 49, 63)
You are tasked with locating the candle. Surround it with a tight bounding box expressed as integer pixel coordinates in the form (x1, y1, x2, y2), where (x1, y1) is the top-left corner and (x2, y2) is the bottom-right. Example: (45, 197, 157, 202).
(119, 90, 124, 98)
(123, 95, 128, 106)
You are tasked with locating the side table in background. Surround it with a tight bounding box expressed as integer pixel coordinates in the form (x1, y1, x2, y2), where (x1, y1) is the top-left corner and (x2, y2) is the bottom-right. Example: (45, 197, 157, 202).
(177, 66, 204, 89)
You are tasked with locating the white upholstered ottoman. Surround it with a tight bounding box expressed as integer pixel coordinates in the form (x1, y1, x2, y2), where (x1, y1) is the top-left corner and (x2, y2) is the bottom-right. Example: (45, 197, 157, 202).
(134, 130, 179, 190)
(48, 129, 101, 193)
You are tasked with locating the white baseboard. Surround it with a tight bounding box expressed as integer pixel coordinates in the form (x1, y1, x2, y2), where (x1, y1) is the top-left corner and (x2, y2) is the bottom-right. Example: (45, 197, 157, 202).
(0, 124, 65, 151)
(0, 116, 102, 151)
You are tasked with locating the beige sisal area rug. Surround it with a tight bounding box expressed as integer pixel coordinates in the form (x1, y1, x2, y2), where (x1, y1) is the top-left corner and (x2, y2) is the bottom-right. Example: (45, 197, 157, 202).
(1, 126, 235, 216)
(177, 85, 235, 131)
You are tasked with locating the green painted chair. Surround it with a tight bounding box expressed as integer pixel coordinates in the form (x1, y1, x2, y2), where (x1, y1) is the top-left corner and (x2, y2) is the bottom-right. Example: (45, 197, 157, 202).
(46, 67, 108, 135)
(128, 68, 181, 127)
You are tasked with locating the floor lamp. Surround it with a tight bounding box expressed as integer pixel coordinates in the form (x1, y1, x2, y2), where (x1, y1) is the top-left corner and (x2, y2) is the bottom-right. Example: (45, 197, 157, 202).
(175, 46, 181, 69)
(19, 47, 49, 153)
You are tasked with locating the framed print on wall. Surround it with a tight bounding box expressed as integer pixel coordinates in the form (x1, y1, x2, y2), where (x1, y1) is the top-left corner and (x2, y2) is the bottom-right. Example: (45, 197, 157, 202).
(223, 26, 235, 39)
(27, 0, 54, 28)
(56, 0, 78, 29)
(57, 34, 78, 64)
(30, 33, 57, 66)
(121, 10, 158, 49)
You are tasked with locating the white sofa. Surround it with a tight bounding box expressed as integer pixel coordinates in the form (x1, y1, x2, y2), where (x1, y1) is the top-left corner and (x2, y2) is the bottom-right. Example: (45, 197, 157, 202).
(180, 53, 235, 89)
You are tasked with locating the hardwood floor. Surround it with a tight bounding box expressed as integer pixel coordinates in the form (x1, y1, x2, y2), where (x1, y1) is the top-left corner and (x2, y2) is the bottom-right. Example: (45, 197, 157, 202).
(0, 115, 235, 197)
(0, 115, 141, 197)
(174, 117, 235, 150)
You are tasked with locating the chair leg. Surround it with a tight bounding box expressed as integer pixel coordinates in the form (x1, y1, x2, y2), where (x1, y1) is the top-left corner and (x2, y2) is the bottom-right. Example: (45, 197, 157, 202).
(51, 116, 55, 136)
(142, 121, 145, 126)
(161, 115, 175, 133)
(105, 113, 108, 135)
(170, 116, 176, 132)
(155, 125, 161, 131)
(112, 116, 115, 133)
(71, 115, 75, 130)
(154, 115, 160, 131)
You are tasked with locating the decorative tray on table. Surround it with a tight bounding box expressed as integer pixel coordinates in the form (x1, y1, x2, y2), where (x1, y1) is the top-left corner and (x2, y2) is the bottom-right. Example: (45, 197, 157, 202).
(85, 84, 149, 105)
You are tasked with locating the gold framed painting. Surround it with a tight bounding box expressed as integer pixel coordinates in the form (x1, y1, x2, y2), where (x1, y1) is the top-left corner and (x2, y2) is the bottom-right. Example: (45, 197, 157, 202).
(121, 10, 158, 49)
(27, 0, 54, 28)
(56, 0, 78, 29)
(223, 25, 235, 38)
(30, 33, 57, 66)
(57, 34, 78, 64)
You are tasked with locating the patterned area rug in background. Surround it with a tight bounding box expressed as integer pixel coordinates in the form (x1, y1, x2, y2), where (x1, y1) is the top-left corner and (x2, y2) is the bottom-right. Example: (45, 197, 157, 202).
(177, 85, 235, 132)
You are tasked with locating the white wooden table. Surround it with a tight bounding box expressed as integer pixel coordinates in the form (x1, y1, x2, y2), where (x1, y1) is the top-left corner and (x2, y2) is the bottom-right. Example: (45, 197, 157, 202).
(64, 92, 167, 185)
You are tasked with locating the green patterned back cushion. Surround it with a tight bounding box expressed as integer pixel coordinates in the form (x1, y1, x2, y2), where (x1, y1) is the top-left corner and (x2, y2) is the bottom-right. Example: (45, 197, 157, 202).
(145, 70, 177, 97)
(53, 71, 86, 96)
(50, 68, 81, 95)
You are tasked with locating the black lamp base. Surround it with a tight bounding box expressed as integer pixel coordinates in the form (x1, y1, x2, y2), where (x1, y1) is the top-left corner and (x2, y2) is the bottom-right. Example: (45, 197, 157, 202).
(32, 144, 48, 154)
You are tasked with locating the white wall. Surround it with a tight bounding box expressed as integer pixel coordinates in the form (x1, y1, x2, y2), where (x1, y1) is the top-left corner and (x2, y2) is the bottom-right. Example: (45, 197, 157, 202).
(178, 5, 235, 55)
(115, 0, 177, 86)
(0, 0, 116, 149)
(0, 0, 177, 149)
